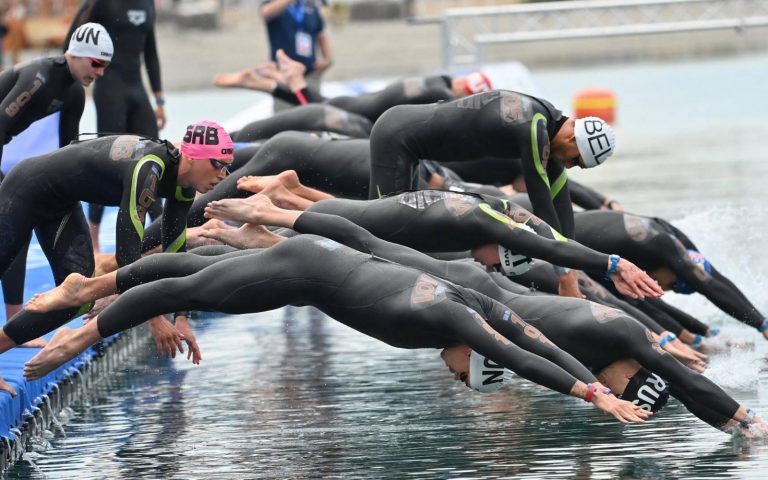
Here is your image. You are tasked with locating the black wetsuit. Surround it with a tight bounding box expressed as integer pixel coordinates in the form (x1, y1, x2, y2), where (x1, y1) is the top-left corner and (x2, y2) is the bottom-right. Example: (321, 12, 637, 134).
(140, 134, 502, 252)
(509, 194, 711, 336)
(574, 211, 764, 330)
(273, 75, 454, 122)
(367, 90, 574, 239)
(140, 131, 371, 251)
(67, 0, 163, 226)
(98, 235, 595, 398)
(117, 211, 739, 430)
(307, 190, 610, 274)
(0, 55, 85, 307)
(509, 260, 679, 335)
(232, 104, 373, 143)
(0, 135, 193, 343)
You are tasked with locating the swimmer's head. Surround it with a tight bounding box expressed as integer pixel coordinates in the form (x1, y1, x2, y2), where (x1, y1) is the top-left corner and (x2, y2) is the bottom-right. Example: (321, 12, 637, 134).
(65, 23, 113, 86)
(178, 121, 234, 193)
(597, 359, 670, 413)
(471, 239, 534, 277)
(441, 346, 506, 393)
(496, 245, 534, 276)
(574, 117, 616, 169)
(453, 72, 493, 97)
(673, 250, 712, 294)
(181, 121, 235, 160)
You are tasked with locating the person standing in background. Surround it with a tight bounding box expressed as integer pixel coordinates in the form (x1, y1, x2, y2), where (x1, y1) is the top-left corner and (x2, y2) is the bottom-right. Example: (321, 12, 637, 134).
(259, 0, 332, 112)
(65, 0, 166, 253)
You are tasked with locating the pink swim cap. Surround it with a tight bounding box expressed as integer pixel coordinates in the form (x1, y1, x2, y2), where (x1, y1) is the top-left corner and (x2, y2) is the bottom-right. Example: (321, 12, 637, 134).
(463, 72, 493, 95)
(180, 120, 234, 160)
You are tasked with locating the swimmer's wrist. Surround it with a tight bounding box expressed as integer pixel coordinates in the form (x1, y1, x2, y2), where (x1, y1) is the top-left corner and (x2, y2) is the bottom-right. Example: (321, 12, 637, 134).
(659, 333, 677, 348)
(605, 254, 620, 280)
(155, 97, 166, 107)
(758, 319, 768, 333)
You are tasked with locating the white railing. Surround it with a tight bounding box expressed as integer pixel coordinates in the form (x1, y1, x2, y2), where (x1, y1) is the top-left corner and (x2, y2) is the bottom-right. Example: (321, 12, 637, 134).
(440, 0, 768, 71)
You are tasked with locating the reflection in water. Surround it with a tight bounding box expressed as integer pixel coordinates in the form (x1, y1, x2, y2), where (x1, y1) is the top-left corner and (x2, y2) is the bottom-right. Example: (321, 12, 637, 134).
(10, 55, 768, 477)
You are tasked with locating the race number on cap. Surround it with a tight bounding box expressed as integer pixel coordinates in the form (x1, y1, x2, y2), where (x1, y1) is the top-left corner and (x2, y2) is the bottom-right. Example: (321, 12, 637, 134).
(469, 351, 506, 393)
(68, 23, 114, 61)
(463, 72, 493, 95)
(181, 120, 234, 160)
(574, 116, 616, 168)
(497, 245, 534, 276)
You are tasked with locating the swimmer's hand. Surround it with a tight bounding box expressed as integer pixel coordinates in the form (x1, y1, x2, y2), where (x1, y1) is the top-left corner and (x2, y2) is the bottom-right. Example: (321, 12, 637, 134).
(558, 270, 585, 299)
(591, 389, 652, 424)
(666, 346, 707, 373)
(149, 316, 187, 359)
(602, 199, 623, 211)
(83, 294, 119, 323)
(0, 377, 16, 397)
(611, 259, 663, 299)
(174, 316, 202, 365)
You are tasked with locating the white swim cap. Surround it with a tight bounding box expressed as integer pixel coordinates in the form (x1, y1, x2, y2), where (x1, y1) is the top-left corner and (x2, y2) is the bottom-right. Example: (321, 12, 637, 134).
(469, 351, 506, 393)
(68, 23, 114, 61)
(574, 116, 616, 168)
(497, 245, 534, 276)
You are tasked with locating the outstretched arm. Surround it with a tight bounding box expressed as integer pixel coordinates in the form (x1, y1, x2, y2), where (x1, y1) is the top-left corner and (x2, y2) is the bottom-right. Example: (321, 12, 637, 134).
(449, 302, 649, 423)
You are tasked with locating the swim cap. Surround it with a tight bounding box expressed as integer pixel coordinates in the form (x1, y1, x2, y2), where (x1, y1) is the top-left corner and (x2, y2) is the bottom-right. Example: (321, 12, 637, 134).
(468, 351, 506, 393)
(463, 72, 493, 95)
(497, 245, 534, 276)
(68, 23, 113, 61)
(619, 367, 670, 413)
(181, 121, 235, 160)
(574, 117, 616, 168)
(673, 249, 712, 294)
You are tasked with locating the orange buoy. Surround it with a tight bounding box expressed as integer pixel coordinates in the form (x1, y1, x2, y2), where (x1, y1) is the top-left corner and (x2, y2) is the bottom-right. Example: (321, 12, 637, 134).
(573, 89, 616, 124)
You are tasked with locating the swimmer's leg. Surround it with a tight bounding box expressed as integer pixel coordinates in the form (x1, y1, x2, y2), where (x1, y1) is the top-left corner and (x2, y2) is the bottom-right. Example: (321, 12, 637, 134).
(4, 207, 95, 345)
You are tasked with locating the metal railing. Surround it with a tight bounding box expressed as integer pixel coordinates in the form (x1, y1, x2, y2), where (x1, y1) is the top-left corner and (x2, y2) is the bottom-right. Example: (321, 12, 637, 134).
(440, 0, 768, 71)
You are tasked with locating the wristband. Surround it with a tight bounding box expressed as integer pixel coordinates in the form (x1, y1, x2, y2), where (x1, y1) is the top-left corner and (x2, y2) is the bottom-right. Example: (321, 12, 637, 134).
(690, 335, 703, 347)
(659, 333, 677, 348)
(584, 383, 597, 403)
(758, 319, 768, 333)
(708, 327, 720, 337)
(173, 311, 191, 319)
(602, 388, 612, 396)
(740, 408, 756, 428)
(605, 254, 620, 280)
(156, 98, 166, 106)
(295, 90, 308, 106)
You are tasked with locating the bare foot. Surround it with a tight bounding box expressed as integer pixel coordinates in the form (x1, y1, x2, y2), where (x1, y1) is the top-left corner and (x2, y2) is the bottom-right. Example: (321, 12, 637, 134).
(276, 49, 307, 92)
(200, 223, 284, 250)
(19, 337, 48, 348)
(23, 327, 81, 379)
(204, 194, 275, 224)
(95, 252, 118, 276)
(213, 69, 276, 92)
(253, 61, 285, 83)
(186, 219, 229, 248)
(26, 273, 88, 313)
(234, 172, 312, 210)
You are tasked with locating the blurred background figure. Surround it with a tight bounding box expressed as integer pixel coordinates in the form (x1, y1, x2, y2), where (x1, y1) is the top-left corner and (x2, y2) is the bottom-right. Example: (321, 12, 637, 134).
(65, 0, 166, 253)
(259, 0, 332, 112)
